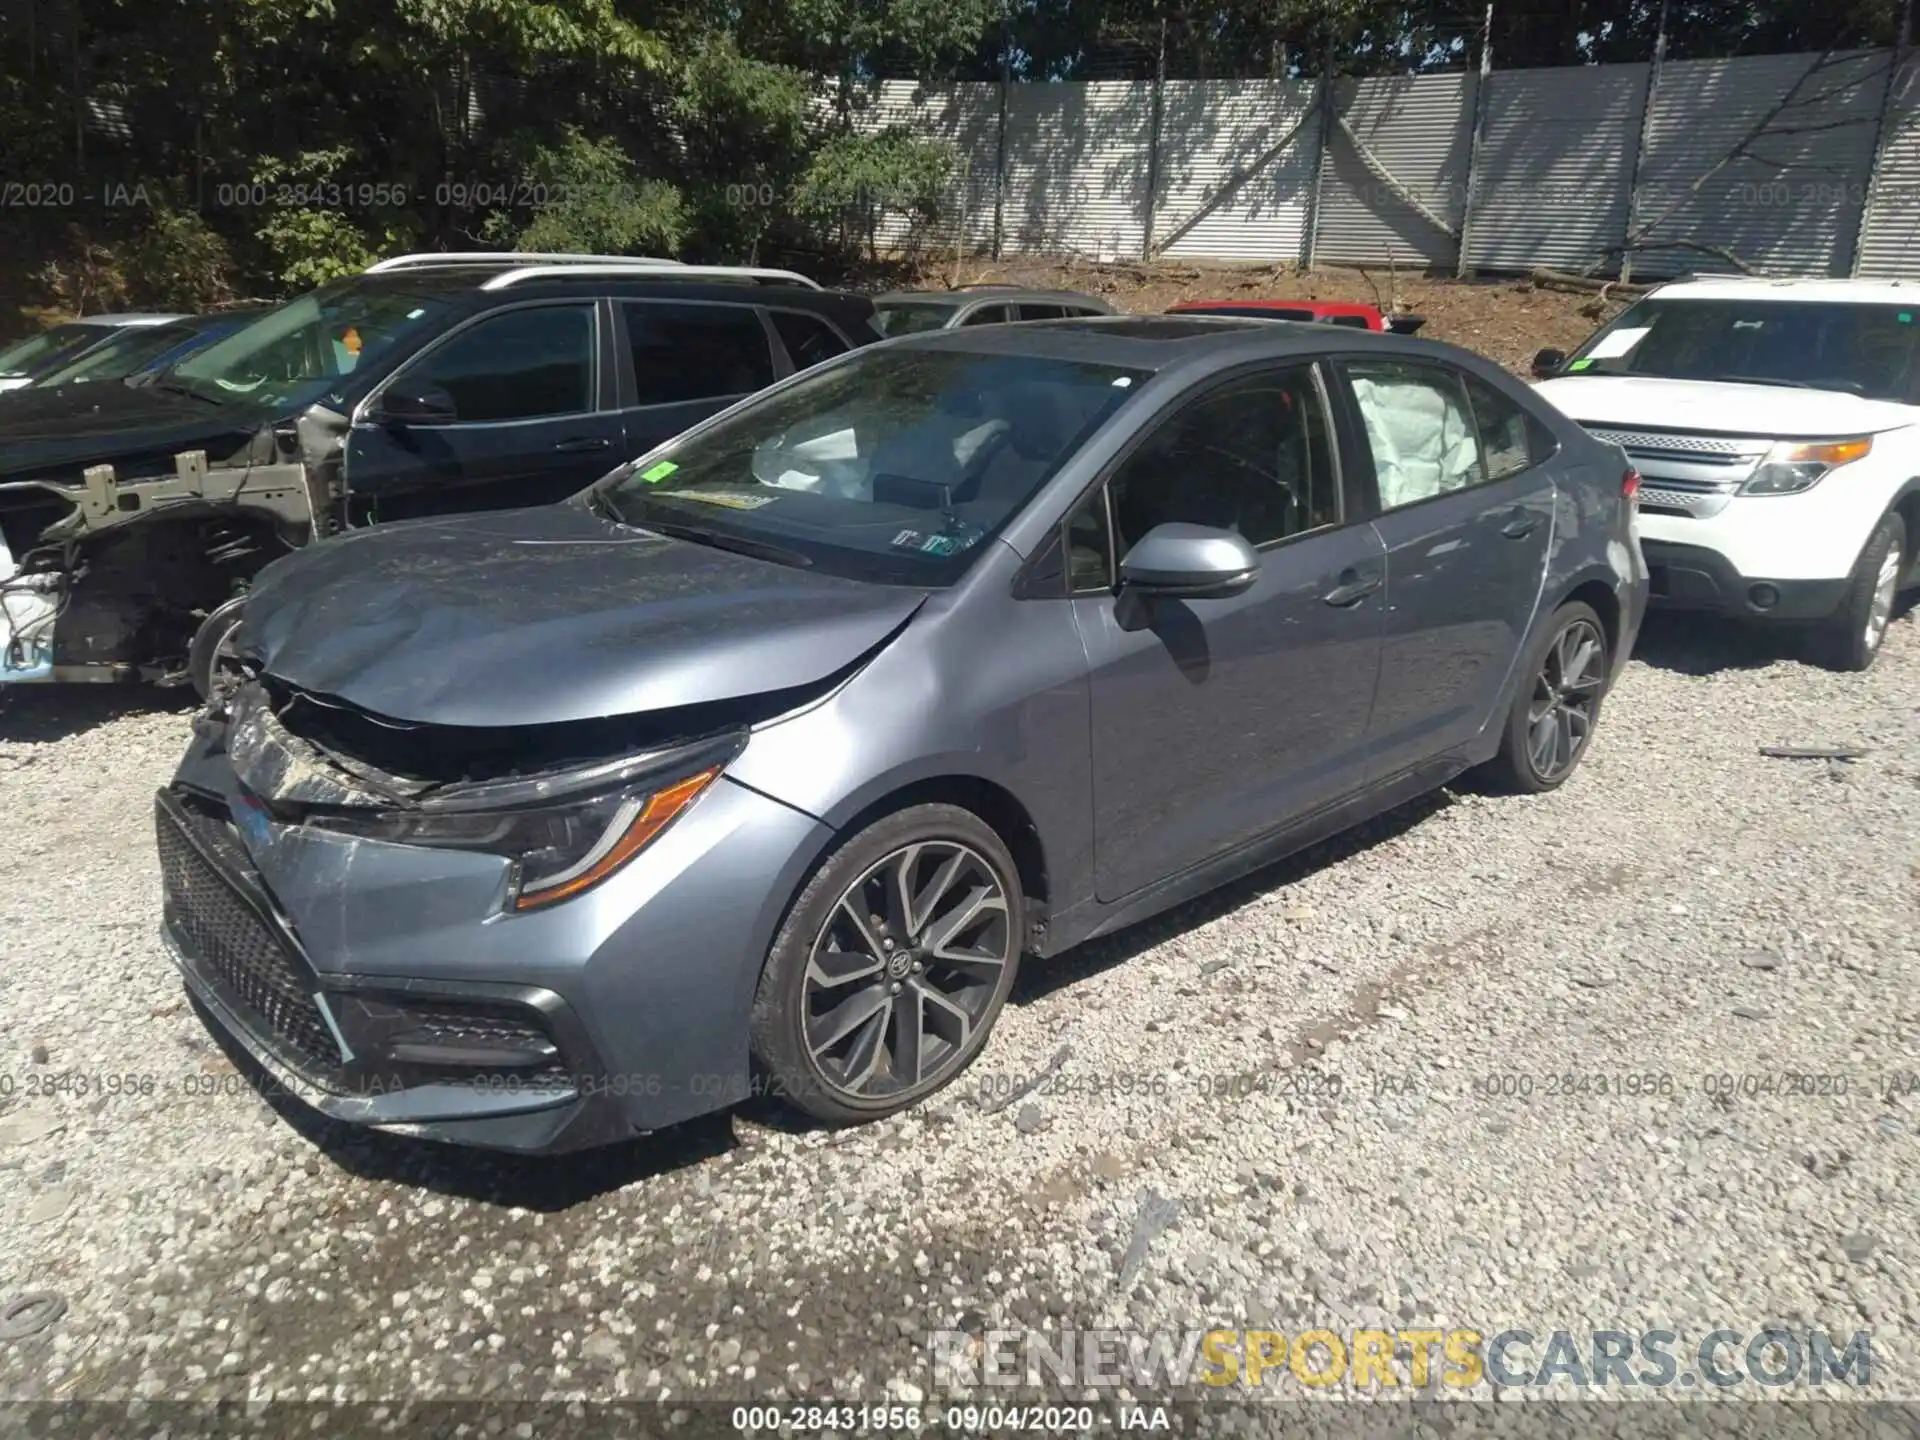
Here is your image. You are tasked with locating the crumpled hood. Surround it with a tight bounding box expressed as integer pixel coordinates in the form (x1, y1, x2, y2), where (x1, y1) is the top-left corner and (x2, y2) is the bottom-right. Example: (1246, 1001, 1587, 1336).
(1534, 375, 1918, 438)
(240, 506, 929, 727)
(0, 381, 264, 480)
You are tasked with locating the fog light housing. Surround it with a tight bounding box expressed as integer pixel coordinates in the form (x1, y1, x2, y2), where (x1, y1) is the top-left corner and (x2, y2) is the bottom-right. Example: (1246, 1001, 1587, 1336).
(334, 994, 567, 1079)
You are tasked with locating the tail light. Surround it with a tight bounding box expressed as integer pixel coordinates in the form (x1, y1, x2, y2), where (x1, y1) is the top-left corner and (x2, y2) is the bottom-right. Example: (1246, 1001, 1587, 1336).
(1622, 467, 1642, 504)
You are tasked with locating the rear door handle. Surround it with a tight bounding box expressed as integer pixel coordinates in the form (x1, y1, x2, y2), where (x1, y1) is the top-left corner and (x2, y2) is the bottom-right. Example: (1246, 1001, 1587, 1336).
(554, 436, 613, 453)
(1322, 569, 1382, 607)
(1501, 508, 1541, 539)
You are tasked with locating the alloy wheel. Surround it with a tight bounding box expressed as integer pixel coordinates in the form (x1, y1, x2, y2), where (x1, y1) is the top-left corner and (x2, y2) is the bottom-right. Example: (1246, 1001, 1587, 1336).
(1867, 543, 1900, 650)
(802, 840, 1012, 1101)
(1527, 617, 1605, 783)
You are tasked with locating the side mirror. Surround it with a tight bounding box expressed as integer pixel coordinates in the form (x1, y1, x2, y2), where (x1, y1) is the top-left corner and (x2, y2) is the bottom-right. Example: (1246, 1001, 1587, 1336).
(1385, 313, 1426, 335)
(376, 380, 458, 425)
(1118, 523, 1259, 600)
(1531, 347, 1568, 380)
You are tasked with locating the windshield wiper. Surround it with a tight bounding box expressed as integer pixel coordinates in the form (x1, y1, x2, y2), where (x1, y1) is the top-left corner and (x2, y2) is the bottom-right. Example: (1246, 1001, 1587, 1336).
(579, 486, 626, 524)
(639, 518, 814, 569)
(148, 377, 224, 405)
(1708, 374, 1814, 390)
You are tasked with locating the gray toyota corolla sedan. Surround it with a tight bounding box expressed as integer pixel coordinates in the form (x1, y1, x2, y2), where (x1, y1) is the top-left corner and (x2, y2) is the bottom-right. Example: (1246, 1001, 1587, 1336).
(157, 316, 1648, 1152)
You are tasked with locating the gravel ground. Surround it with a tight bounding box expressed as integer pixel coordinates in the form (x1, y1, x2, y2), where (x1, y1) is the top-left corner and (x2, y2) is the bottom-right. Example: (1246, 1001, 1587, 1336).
(0, 608, 1915, 1423)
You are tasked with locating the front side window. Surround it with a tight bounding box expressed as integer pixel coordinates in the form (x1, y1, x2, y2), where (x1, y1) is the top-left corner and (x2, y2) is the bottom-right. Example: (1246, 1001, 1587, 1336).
(625, 301, 774, 405)
(1564, 298, 1920, 401)
(1107, 365, 1339, 556)
(600, 348, 1147, 585)
(165, 280, 454, 410)
(1343, 360, 1483, 512)
(397, 304, 594, 423)
(960, 305, 1011, 327)
(0, 323, 112, 380)
(770, 310, 849, 371)
(37, 322, 197, 387)
(872, 301, 959, 337)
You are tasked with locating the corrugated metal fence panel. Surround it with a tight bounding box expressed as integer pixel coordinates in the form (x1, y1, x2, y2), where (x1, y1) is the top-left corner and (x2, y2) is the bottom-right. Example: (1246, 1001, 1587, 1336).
(1315, 72, 1473, 267)
(1152, 80, 1318, 262)
(1853, 54, 1920, 278)
(852, 81, 1001, 252)
(1465, 63, 1646, 272)
(1002, 82, 1152, 260)
(1636, 50, 1886, 278)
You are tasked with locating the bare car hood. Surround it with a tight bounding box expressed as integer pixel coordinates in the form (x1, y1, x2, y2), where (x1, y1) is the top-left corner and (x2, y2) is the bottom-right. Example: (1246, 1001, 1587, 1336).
(238, 506, 929, 727)
(0, 381, 264, 480)
(1533, 375, 1918, 438)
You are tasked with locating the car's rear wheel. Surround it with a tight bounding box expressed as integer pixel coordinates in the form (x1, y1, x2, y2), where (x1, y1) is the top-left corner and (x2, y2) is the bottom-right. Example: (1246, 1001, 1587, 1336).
(1811, 511, 1905, 673)
(749, 804, 1023, 1125)
(1482, 600, 1609, 794)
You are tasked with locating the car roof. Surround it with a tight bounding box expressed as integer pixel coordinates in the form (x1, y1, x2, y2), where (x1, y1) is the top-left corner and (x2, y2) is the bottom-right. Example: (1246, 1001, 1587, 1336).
(337, 267, 866, 314)
(74, 313, 186, 328)
(1171, 298, 1380, 313)
(877, 313, 1448, 370)
(873, 287, 1111, 308)
(1649, 276, 1920, 305)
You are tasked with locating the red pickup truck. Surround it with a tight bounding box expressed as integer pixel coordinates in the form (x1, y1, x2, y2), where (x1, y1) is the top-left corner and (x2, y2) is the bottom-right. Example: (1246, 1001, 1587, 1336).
(1166, 297, 1426, 334)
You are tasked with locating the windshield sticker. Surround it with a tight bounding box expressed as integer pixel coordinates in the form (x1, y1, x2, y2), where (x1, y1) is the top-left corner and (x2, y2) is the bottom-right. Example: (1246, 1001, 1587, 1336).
(920, 534, 967, 557)
(1585, 326, 1650, 360)
(1568, 359, 1594, 371)
(891, 528, 927, 549)
(639, 460, 679, 484)
(654, 488, 776, 511)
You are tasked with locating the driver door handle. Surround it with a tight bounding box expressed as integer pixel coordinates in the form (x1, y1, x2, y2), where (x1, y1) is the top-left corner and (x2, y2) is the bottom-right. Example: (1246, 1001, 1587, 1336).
(1322, 569, 1382, 608)
(1501, 508, 1541, 539)
(554, 436, 613, 453)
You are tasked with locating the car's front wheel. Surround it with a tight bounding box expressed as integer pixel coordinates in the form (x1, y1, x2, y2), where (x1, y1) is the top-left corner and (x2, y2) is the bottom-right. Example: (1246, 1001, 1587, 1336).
(187, 594, 248, 701)
(1482, 600, 1610, 794)
(749, 804, 1024, 1125)
(1811, 511, 1905, 673)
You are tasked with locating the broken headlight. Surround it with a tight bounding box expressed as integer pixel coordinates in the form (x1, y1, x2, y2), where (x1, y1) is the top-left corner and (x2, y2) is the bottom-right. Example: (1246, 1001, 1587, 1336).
(307, 767, 720, 911)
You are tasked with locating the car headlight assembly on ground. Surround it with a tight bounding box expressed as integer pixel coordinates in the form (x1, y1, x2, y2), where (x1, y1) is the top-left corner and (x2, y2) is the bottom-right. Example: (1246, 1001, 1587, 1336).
(1739, 437, 1872, 496)
(307, 766, 721, 911)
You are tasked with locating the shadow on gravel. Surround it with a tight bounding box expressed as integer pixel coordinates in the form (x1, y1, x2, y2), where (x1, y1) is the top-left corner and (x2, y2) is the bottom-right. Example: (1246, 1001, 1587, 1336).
(189, 996, 740, 1210)
(1010, 789, 1453, 1008)
(1627, 601, 1918, 675)
(0, 682, 195, 741)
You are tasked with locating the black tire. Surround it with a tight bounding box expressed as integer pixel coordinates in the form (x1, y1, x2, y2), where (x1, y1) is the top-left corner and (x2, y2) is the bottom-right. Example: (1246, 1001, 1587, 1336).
(186, 594, 249, 701)
(749, 803, 1024, 1125)
(1810, 511, 1905, 673)
(1480, 600, 1610, 795)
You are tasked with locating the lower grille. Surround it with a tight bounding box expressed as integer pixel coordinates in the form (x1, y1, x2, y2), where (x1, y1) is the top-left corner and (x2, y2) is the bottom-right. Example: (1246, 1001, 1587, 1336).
(156, 797, 344, 1081)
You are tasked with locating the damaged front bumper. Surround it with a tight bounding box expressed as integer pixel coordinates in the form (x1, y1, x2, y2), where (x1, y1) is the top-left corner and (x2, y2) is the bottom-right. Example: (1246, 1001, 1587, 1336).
(157, 684, 834, 1152)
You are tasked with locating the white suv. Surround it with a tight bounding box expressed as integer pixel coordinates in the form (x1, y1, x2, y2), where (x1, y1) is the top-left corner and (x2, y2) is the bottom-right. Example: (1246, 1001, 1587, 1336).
(1532, 277, 1920, 670)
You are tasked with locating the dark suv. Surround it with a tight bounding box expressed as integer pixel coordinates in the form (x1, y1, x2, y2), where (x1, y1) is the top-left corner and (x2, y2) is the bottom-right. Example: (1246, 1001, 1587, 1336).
(0, 255, 879, 690)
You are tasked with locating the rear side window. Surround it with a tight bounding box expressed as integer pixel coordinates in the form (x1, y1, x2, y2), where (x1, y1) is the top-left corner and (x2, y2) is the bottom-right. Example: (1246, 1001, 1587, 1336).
(1461, 373, 1539, 480)
(624, 302, 775, 405)
(961, 305, 1011, 327)
(769, 310, 849, 371)
(1017, 304, 1069, 321)
(1329, 314, 1370, 329)
(404, 304, 594, 422)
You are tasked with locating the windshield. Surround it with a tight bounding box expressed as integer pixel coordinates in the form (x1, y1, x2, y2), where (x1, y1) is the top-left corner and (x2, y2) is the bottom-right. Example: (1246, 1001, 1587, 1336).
(873, 302, 960, 337)
(162, 280, 456, 409)
(0, 323, 111, 380)
(1565, 297, 1920, 401)
(601, 348, 1148, 585)
(36, 321, 198, 387)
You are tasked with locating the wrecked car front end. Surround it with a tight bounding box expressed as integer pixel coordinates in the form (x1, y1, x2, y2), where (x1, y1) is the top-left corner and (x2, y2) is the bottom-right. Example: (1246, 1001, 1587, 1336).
(0, 413, 336, 684)
(154, 508, 935, 1150)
